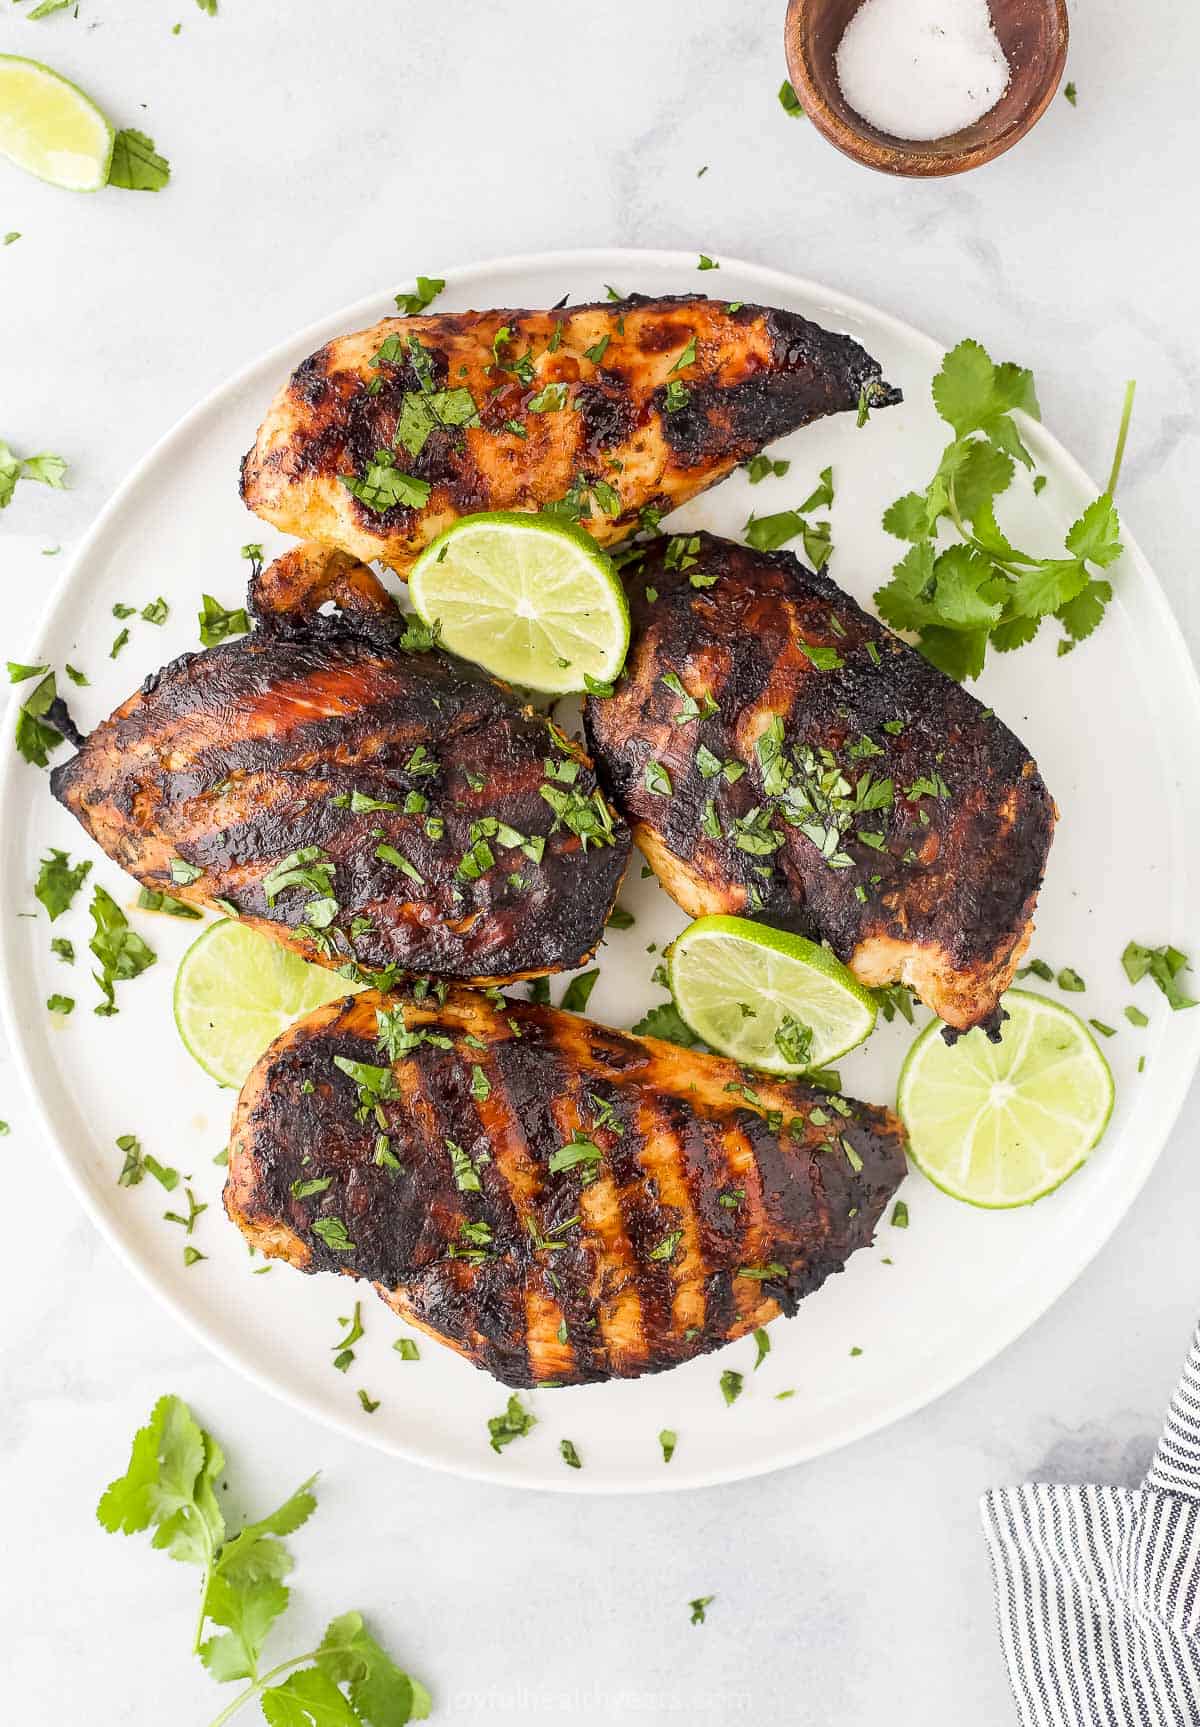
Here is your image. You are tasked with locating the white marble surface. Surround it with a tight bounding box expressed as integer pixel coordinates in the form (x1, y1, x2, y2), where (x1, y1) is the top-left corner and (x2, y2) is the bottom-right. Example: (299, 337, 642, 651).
(3, 1, 1199, 1720)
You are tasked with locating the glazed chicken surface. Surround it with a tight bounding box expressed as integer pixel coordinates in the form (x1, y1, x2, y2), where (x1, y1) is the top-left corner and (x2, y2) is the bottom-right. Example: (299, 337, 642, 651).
(225, 987, 907, 1387)
(584, 533, 1056, 1034)
(51, 548, 629, 985)
(241, 293, 900, 573)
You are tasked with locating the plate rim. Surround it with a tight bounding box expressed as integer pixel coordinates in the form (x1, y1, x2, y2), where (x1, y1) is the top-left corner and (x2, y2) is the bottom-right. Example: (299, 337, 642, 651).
(4, 244, 1200, 1494)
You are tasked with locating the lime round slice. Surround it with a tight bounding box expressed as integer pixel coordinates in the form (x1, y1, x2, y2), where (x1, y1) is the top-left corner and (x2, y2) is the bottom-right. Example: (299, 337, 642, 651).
(667, 914, 878, 1074)
(0, 55, 114, 192)
(408, 511, 630, 696)
(897, 988, 1114, 1208)
(174, 920, 363, 1090)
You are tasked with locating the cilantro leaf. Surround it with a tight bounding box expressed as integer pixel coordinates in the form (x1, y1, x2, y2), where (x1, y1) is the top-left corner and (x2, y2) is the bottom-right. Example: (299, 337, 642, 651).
(317, 1610, 432, 1722)
(108, 130, 171, 192)
(1065, 493, 1123, 568)
(916, 624, 990, 683)
(1056, 578, 1112, 644)
(394, 275, 445, 316)
(797, 466, 834, 513)
(340, 455, 431, 515)
(261, 1667, 361, 1725)
(1122, 941, 1197, 1011)
(882, 491, 934, 543)
(488, 1393, 537, 1453)
(631, 1000, 699, 1047)
(96, 1393, 221, 1557)
(199, 594, 250, 647)
(35, 847, 91, 919)
(89, 884, 156, 1014)
(199, 1573, 290, 1683)
(560, 968, 599, 1013)
(13, 668, 64, 766)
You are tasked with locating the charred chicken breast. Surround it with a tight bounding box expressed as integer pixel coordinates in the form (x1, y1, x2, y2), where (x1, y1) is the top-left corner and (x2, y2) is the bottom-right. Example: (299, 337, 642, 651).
(241, 293, 900, 573)
(226, 986, 906, 1387)
(52, 548, 629, 984)
(584, 533, 1056, 1033)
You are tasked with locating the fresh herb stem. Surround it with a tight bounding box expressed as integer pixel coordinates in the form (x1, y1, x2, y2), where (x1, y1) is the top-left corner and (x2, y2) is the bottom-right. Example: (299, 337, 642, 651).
(1106, 380, 1136, 498)
(204, 1652, 319, 1727)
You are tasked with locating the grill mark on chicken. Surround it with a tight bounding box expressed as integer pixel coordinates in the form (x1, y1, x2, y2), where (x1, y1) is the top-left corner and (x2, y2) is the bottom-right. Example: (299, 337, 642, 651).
(225, 986, 907, 1387)
(241, 294, 900, 574)
(52, 576, 630, 986)
(584, 533, 1056, 1033)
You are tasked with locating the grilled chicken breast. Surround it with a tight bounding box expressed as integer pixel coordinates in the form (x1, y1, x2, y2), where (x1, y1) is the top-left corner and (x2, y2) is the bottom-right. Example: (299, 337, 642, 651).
(241, 293, 900, 574)
(585, 533, 1056, 1033)
(226, 986, 906, 1387)
(52, 549, 629, 984)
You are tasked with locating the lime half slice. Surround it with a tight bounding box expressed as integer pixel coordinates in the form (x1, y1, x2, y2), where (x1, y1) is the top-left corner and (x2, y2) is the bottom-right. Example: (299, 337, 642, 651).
(0, 55, 114, 192)
(174, 920, 363, 1090)
(409, 511, 630, 696)
(897, 989, 1114, 1208)
(667, 914, 878, 1074)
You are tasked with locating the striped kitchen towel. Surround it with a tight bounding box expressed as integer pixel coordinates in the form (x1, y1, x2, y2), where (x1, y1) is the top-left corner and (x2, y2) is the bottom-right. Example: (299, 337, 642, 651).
(981, 1325, 1200, 1726)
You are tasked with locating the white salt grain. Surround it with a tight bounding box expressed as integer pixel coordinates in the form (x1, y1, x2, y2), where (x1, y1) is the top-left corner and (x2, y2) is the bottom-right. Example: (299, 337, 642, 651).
(835, 0, 1010, 142)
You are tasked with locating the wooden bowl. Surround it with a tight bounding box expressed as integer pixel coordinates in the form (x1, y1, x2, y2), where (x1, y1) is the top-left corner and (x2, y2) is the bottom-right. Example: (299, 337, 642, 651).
(784, 0, 1069, 177)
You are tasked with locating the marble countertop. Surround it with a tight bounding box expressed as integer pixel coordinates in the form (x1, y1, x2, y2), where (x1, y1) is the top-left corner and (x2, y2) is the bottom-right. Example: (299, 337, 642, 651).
(3, 1, 1199, 1719)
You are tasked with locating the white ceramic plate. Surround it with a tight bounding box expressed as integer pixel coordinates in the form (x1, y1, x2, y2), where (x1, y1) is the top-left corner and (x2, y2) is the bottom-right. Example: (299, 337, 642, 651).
(4, 249, 1199, 1494)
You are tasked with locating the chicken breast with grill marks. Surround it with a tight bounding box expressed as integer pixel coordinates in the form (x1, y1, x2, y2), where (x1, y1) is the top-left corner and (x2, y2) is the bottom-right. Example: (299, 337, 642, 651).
(225, 986, 907, 1388)
(51, 547, 629, 985)
(584, 533, 1056, 1035)
(240, 293, 900, 573)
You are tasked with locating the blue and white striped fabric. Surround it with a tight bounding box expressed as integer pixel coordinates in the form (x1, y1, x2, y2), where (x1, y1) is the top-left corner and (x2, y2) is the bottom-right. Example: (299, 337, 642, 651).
(981, 1326, 1200, 1725)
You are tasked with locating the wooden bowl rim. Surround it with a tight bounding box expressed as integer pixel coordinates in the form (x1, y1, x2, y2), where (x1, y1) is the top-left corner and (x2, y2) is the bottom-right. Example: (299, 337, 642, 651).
(783, 0, 1070, 179)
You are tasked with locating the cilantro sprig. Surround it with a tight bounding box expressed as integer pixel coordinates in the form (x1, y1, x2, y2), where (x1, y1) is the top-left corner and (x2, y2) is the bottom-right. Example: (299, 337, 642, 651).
(873, 340, 1135, 681)
(98, 1395, 430, 1725)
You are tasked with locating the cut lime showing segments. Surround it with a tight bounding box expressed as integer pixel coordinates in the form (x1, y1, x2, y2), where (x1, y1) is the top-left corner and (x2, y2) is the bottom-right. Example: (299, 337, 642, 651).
(667, 915, 877, 1074)
(409, 511, 630, 696)
(0, 55, 114, 192)
(897, 989, 1114, 1208)
(174, 920, 363, 1090)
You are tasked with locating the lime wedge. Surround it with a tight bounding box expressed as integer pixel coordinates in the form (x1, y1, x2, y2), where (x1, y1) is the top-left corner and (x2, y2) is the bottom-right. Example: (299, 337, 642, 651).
(667, 914, 877, 1074)
(897, 989, 1114, 1208)
(0, 55, 114, 192)
(174, 920, 363, 1090)
(408, 511, 630, 696)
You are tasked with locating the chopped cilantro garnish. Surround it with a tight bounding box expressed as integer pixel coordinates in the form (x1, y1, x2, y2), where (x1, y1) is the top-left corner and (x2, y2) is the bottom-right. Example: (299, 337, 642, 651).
(778, 79, 804, 117)
(719, 1369, 744, 1406)
(340, 452, 431, 514)
(35, 847, 91, 920)
(560, 969, 600, 1014)
(89, 886, 156, 1015)
(311, 1216, 355, 1252)
(488, 1392, 536, 1453)
(644, 759, 672, 796)
(1122, 941, 1197, 1011)
(394, 274, 445, 315)
(198, 593, 249, 648)
(632, 999, 699, 1047)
